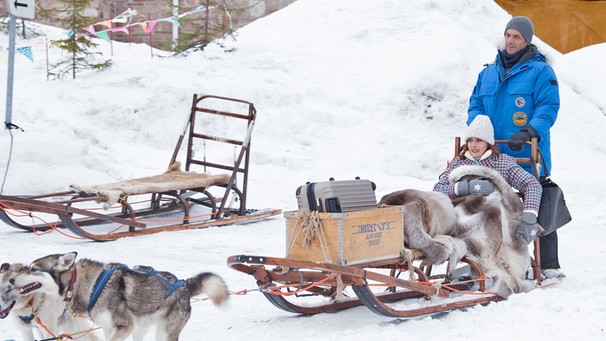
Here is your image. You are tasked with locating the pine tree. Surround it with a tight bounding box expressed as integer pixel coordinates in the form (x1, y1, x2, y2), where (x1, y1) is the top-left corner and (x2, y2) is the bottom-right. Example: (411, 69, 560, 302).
(49, 0, 111, 79)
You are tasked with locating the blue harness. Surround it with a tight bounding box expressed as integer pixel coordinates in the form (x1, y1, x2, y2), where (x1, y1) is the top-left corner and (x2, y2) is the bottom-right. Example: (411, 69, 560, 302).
(87, 264, 185, 315)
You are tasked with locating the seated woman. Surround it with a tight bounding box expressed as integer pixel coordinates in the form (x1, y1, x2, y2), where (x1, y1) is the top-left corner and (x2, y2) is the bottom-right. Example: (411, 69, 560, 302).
(432, 115, 542, 244)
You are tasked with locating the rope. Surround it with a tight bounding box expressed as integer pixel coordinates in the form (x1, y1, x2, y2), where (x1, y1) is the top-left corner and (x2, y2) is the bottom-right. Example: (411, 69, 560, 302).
(33, 314, 101, 341)
(0, 202, 86, 240)
(286, 209, 332, 263)
(335, 274, 345, 301)
(189, 288, 254, 303)
(34, 315, 57, 339)
(262, 273, 339, 296)
(285, 209, 343, 299)
(399, 248, 417, 281)
(1, 123, 23, 194)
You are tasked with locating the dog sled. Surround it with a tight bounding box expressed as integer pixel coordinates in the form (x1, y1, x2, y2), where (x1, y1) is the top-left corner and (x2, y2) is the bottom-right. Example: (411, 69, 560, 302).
(227, 139, 544, 318)
(0, 94, 281, 241)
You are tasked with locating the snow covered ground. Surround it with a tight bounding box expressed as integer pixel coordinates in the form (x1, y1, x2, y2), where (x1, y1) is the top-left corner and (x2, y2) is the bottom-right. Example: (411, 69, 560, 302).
(1, 0, 606, 340)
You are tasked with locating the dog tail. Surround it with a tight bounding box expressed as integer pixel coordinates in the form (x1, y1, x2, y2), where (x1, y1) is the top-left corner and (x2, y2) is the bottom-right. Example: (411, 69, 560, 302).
(186, 272, 228, 306)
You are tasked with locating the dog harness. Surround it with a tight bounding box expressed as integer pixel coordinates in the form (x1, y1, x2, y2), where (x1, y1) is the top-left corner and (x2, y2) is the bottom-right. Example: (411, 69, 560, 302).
(134, 267, 186, 298)
(87, 264, 185, 315)
(87, 264, 128, 314)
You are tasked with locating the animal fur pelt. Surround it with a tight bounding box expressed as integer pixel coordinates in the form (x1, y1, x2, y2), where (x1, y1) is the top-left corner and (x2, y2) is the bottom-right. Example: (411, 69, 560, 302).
(69, 162, 230, 208)
(378, 189, 467, 268)
(379, 165, 534, 298)
(448, 165, 534, 298)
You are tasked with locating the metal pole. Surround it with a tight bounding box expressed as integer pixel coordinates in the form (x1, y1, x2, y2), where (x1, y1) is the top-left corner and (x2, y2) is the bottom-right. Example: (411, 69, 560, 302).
(172, 0, 178, 48)
(4, 12, 16, 128)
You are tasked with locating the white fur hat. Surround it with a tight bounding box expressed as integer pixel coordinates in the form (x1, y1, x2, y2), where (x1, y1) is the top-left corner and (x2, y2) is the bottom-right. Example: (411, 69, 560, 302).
(464, 115, 495, 145)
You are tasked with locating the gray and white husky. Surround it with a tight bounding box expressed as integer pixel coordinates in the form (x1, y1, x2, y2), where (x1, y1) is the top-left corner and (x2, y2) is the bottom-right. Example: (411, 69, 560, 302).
(11, 252, 228, 341)
(0, 262, 100, 341)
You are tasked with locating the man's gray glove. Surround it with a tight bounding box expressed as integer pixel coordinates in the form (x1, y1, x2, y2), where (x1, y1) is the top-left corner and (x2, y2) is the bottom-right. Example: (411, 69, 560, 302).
(516, 211, 538, 244)
(454, 178, 494, 196)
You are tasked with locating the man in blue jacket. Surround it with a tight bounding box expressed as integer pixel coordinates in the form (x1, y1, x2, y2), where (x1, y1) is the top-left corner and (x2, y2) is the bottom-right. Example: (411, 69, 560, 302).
(467, 16, 564, 279)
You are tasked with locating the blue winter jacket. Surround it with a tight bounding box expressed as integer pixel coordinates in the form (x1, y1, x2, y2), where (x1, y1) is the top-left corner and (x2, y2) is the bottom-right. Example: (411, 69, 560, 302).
(467, 45, 559, 177)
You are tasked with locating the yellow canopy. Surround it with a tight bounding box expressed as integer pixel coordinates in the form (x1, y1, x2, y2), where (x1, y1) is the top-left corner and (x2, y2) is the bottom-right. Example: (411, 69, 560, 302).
(495, 0, 606, 53)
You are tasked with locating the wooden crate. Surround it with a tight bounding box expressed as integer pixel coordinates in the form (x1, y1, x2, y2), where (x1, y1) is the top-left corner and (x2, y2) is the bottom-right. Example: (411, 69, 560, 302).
(284, 206, 404, 266)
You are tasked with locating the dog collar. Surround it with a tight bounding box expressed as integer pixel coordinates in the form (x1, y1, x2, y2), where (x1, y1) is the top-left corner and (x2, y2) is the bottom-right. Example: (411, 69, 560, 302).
(18, 298, 35, 324)
(18, 313, 34, 323)
(64, 267, 77, 302)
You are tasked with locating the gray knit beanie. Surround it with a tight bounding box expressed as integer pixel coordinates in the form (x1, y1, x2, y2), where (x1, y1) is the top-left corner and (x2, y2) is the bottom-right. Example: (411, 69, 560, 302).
(504, 16, 534, 43)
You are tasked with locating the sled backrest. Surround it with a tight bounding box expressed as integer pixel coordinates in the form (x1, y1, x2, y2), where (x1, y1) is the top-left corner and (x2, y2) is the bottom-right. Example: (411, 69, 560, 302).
(453, 137, 542, 180)
(169, 94, 257, 213)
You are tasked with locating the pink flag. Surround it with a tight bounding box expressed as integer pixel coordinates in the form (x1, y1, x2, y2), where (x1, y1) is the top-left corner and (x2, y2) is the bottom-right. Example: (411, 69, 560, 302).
(84, 25, 96, 35)
(144, 21, 157, 33)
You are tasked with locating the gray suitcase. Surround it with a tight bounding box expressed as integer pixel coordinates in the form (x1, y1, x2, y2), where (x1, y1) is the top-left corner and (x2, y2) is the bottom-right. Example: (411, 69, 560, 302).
(295, 177, 377, 213)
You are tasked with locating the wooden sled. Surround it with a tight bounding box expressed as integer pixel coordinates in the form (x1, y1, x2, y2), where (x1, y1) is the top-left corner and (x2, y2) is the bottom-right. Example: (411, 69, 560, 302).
(228, 207, 502, 318)
(0, 94, 281, 241)
(227, 138, 545, 317)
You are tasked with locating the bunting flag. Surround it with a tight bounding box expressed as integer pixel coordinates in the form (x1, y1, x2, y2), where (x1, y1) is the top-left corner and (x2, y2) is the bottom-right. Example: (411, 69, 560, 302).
(84, 24, 96, 35)
(97, 20, 112, 29)
(189, 5, 206, 14)
(112, 26, 130, 34)
(80, 5, 214, 38)
(16, 46, 33, 62)
(112, 8, 137, 23)
(158, 17, 180, 27)
(95, 31, 111, 42)
(0, 50, 8, 63)
(140, 21, 158, 33)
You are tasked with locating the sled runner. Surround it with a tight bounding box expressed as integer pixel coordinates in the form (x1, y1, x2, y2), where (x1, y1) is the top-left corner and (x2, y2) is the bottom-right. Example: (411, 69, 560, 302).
(0, 94, 281, 241)
(227, 139, 544, 318)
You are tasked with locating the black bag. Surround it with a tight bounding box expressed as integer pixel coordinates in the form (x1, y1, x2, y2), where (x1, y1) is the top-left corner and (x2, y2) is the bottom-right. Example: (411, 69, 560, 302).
(537, 178, 572, 235)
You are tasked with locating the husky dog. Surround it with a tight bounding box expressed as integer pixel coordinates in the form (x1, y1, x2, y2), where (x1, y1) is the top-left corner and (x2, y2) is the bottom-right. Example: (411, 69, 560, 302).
(12, 252, 228, 341)
(378, 189, 467, 267)
(448, 165, 534, 298)
(0, 262, 100, 341)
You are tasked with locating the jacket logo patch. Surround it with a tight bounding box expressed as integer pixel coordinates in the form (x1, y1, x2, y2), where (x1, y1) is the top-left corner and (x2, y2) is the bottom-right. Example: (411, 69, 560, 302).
(515, 97, 526, 108)
(513, 112, 527, 126)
